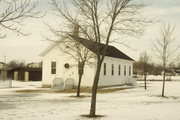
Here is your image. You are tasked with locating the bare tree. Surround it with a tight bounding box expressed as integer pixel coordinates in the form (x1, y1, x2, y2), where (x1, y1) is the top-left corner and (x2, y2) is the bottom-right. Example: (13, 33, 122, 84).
(50, 0, 151, 117)
(139, 51, 150, 89)
(0, 0, 43, 38)
(45, 24, 94, 97)
(153, 23, 179, 97)
(7, 60, 26, 69)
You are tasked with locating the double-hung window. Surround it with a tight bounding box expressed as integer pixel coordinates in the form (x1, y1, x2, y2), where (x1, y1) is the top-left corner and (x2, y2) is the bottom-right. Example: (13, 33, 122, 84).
(124, 65, 126, 76)
(104, 63, 106, 75)
(51, 62, 56, 74)
(118, 65, 121, 75)
(129, 66, 131, 76)
(112, 64, 114, 75)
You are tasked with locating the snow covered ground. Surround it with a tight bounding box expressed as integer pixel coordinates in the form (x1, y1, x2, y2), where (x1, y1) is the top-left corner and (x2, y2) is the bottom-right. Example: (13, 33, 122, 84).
(137, 75, 180, 81)
(0, 80, 180, 120)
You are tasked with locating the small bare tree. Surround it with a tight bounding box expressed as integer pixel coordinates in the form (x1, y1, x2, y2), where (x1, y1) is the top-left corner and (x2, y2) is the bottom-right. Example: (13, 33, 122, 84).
(139, 51, 150, 89)
(50, 0, 152, 117)
(0, 0, 43, 38)
(153, 23, 179, 97)
(45, 24, 94, 97)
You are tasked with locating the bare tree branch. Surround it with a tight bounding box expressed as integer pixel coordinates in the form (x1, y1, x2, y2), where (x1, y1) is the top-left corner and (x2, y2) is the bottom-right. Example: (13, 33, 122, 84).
(0, 0, 44, 37)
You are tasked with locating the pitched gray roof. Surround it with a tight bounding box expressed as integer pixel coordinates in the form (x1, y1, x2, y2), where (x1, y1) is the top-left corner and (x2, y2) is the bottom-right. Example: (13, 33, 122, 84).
(69, 35, 134, 61)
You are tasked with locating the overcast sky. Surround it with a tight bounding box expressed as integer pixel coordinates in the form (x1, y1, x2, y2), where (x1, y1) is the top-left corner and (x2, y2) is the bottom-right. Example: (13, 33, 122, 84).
(0, 0, 180, 64)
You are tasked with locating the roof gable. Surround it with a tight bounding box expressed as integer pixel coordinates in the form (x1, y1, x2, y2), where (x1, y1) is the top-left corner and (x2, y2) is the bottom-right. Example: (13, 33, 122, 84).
(39, 43, 58, 56)
(40, 35, 134, 61)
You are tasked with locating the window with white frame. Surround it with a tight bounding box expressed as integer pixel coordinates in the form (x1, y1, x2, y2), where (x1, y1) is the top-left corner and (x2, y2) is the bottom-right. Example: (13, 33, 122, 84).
(124, 65, 126, 76)
(112, 64, 114, 75)
(118, 65, 121, 75)
(51, 61, 56, 74)
(129, 66, 131, 76)
(104, 63, 106, 75)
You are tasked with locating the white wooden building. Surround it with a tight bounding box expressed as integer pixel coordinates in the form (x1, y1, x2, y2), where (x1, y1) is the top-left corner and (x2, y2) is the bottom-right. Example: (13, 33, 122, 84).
(40, 36, 135, 88)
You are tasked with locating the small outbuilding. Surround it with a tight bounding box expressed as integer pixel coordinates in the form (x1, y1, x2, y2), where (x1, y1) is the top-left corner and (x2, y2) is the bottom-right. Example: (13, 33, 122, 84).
(174, 68, 180, 76)
(8, 67, 42, 81)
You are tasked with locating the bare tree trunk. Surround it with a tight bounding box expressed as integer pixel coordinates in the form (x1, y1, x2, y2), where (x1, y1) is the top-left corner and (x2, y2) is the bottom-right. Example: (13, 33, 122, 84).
(89, 60, 102, 117)
(77, 74, 83, 97)
(140, 52, 149, 90)
(162, 71, 166, 97)
(144, 75, 147, 90)
(77, 62, 85, 97)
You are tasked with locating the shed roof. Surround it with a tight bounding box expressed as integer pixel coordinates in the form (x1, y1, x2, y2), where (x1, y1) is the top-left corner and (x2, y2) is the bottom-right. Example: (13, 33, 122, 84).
(8, 67, 42, 72)
(174, 68, 180, 73)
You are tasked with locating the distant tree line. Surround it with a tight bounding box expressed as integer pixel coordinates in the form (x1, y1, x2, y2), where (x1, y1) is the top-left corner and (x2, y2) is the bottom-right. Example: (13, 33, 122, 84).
(133, 61, 163, 76)
(133, 60, 180, 77)
(7, 60, 26, 69)
(6, 60, 42, 69)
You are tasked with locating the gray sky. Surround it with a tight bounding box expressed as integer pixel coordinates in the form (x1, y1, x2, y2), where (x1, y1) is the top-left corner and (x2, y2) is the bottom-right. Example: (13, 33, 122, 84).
(0, 0, 180, 64)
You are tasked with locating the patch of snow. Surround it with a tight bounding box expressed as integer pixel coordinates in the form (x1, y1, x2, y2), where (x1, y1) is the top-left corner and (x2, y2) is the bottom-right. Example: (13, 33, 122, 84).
(137, 75, 180, 81)
(0, 80, 180, 120)
(0, 80, 43, 94)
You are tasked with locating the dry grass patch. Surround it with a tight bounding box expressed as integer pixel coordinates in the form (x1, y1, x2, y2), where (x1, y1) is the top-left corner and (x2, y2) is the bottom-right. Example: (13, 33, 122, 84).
(81, 114, 105, 118)
(15, 89, 49, 93)
(154, 95, 179, 99)
(53, 87, 134, 93)
(15, 86, 134, 93)
(97, 87, 134, 93)
(69, 95, 91, 98)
